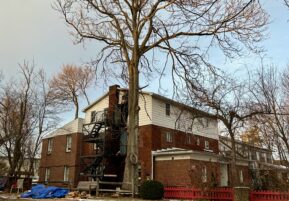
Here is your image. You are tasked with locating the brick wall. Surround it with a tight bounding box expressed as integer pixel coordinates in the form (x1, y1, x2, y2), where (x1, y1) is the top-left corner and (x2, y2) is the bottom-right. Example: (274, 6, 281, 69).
(154, 159, 220, 187)
(227, 164, 251, 186)
(138, 124, 219, 180)
(39, 132, 82, 187)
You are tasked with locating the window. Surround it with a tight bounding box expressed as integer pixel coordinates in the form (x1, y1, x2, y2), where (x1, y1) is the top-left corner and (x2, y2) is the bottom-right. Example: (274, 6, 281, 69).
(165, 103, 170, 116)
(205, 141, 210, 149)
(256, 152, 260, 161)
(203, 118, 209, 128)
(47, 138, 53, 154)
(64, 166, 69, 182)
(202, 166, 207, 182)
(166, 132, 172, 142)
(91, 111, 96, 122)
(66, 135, 72, 152)
(45, 168, 50, 182)
(186, 135, 191, 144)
(196, 138, 200, 146)
(239, 170, 244, 183)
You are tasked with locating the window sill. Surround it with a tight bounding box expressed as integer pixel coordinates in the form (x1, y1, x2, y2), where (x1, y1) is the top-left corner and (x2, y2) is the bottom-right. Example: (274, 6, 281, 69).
(204, 149, 213, 153)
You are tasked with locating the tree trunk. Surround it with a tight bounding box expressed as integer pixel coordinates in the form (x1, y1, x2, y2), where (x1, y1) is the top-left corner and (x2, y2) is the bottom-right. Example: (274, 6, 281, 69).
(229, 130, 238, 187)
(73, 96, 79, 119)
(122, 62, 139, 195)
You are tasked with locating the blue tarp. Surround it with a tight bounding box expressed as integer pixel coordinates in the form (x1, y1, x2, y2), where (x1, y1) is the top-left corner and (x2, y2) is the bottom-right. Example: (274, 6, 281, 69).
(21, 184, 69, 199)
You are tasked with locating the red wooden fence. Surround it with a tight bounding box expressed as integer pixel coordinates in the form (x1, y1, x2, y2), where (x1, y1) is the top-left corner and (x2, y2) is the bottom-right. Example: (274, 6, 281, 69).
(250, 190, 289, 201)
(164, 187, 234, 200)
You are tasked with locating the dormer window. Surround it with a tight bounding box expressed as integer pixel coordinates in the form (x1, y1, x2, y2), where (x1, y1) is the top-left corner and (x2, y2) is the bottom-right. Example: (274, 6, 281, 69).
(165, 103, 170, 116)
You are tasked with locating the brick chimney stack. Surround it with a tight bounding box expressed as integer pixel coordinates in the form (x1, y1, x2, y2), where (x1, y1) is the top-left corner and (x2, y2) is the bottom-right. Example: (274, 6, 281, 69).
(108, 85, 120, 123)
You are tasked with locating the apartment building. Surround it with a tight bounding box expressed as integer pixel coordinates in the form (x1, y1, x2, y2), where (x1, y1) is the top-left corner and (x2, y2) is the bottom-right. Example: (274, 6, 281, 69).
(38, 85, 279, 188)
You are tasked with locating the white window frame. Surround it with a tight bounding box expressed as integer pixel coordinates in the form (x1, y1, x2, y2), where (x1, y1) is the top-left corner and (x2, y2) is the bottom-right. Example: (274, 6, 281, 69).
(166, 132, 172, 142)
(205, 141, 210, 149)
(239, 170, 244, 183)
(64, 166, 69, 182)
(186, 135, 191, 144)
(66, 135, 72, 152)
(202, 166, 207, 183)
(45, 168, 50, 182)
(47, 138, 53, 154)
(196, 138, 200, 146)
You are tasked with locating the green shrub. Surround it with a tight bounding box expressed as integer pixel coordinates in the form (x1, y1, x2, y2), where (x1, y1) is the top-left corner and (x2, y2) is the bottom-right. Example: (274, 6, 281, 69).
(139, 180, 164, 200)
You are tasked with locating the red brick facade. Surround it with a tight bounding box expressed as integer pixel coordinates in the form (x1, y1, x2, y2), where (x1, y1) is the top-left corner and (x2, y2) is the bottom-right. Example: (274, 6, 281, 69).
(154, 159, 220, 187)
(39, 124, 220, 187)
(138, 124, 219, 179)
(39, 133, 82, 187)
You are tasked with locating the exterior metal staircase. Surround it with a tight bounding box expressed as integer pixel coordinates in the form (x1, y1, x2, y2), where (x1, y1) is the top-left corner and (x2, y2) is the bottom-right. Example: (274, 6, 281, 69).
(80, 112, 107, 179)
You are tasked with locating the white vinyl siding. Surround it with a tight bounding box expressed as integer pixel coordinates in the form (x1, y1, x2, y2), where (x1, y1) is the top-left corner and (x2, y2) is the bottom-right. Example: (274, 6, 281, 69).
(84, 96, 109, 124)
(151, 98, 218, 139)
(138, 94, 153, 126)
(84, 93, 152, 126)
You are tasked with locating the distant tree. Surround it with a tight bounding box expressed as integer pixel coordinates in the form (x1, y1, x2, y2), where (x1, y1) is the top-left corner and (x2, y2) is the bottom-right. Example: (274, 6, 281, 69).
(55, 0, 268, 193)
(49, 64, 95, 119)
(240, 126, 263, 146)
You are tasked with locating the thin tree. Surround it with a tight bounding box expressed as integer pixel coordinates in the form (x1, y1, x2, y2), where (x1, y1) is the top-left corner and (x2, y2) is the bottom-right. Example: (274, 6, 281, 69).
(49, 64, 95, 119)
(55, 0, 268, 192)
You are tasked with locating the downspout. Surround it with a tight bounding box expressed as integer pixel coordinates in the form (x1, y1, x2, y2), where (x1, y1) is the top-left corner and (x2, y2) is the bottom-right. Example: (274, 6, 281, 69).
(151, 151, 155, 180)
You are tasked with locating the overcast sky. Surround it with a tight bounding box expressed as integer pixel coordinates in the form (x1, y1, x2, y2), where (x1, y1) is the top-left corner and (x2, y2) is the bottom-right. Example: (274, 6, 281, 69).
(1, 0, 289, 124)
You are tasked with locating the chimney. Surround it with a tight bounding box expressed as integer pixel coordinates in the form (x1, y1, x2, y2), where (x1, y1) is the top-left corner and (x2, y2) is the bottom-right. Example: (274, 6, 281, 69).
(108, 85, 120, 122)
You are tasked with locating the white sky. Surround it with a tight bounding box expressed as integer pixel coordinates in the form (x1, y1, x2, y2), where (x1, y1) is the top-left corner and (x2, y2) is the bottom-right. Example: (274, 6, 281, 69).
(1, 0, 289, 124)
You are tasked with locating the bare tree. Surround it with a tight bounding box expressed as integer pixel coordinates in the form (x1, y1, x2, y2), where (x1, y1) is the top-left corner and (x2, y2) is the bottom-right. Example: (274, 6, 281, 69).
(49, 64, 95, 119)
(0, 62, 60, 178)
(252, 65, 289, 166)
(182, 72, 264, 186)
(55, 0, 268, 192)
